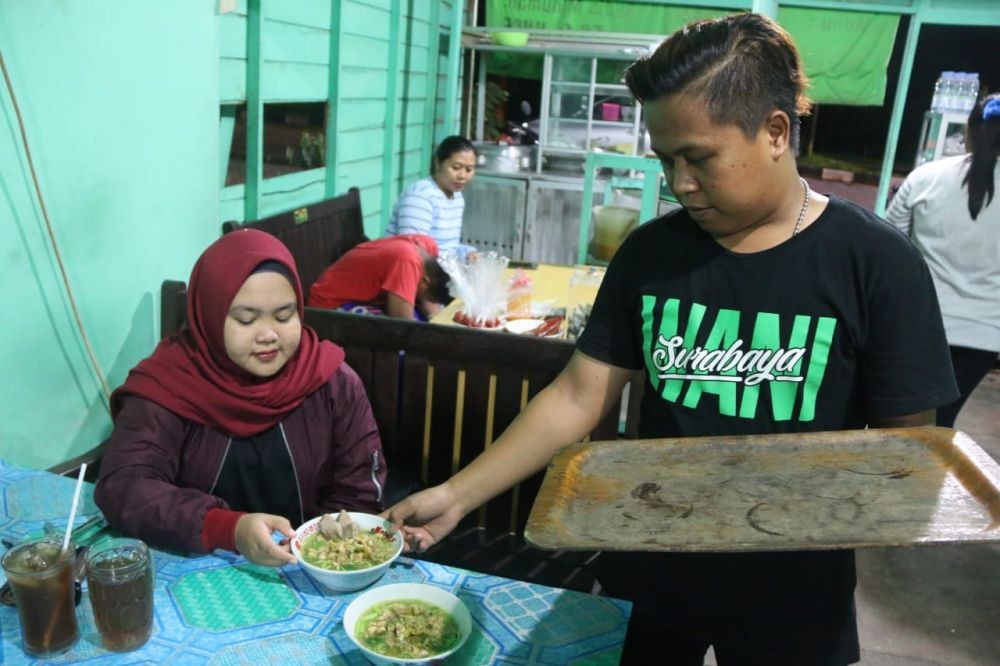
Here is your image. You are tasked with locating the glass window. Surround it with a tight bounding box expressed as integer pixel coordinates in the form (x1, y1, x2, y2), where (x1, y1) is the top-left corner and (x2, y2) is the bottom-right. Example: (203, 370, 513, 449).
(224, 102, 327, 186)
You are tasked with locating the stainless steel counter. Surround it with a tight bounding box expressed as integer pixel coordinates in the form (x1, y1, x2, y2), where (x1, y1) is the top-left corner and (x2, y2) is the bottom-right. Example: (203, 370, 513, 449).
(473, 167, 587, 183)
(462, 169, 604, 265)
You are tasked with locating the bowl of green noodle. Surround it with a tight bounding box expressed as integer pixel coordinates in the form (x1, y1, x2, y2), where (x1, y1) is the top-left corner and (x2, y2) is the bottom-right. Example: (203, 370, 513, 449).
(291, 512, 403, 592)
(343, 583, 472, 664)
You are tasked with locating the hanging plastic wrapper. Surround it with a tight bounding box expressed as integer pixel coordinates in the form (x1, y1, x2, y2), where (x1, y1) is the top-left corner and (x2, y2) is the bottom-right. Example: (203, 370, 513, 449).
(439, 252, 509, 328)
(506, 269, 534, 319)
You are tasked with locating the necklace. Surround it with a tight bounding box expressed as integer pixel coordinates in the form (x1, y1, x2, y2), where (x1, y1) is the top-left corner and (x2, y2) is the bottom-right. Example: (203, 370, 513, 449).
(791, 177, 811, 237)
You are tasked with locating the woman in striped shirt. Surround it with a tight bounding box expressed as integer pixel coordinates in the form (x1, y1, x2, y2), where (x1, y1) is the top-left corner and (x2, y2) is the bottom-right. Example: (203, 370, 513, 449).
(386, 136, 478, 260)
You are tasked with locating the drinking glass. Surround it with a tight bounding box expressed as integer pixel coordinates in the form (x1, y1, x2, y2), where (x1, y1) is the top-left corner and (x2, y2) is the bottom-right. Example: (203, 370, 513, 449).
(85, 538, 155, 652)
(1, 536, 80, 656)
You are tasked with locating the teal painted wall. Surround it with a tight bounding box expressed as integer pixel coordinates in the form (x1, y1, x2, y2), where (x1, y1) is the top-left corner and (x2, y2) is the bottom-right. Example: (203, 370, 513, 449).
(218, 0, 460, 237)
(0, 0, 461, 470)
(0, 1, 219, 469)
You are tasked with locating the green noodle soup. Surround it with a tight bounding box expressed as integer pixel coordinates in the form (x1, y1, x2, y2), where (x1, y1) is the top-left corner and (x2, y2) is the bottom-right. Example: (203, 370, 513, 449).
(356, 599, 461, 659)
(301, 529, 397, 571)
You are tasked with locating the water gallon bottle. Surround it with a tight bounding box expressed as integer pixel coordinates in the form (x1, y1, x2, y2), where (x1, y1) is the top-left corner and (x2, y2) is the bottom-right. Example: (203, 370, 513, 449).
(931, 71, 947, 112)
(959, 73, 977, 114)
(953, 73, 969, 114)
(966, 73, 981, 113)
(944, 72, 961, 113)
(931, 71, 952, 113)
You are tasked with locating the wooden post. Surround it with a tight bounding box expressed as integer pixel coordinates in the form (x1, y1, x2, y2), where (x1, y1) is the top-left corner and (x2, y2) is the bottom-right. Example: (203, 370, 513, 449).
(380, 0, 402, 234)
(244, 0, 263, 220)
(324, 0, 344, 197)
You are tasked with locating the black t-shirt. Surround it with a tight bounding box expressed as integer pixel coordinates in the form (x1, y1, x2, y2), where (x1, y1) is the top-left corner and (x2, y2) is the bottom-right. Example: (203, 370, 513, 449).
(577, 196, 958, 658)
(579, 195, 957, 436)
(213, 423, 303, 525)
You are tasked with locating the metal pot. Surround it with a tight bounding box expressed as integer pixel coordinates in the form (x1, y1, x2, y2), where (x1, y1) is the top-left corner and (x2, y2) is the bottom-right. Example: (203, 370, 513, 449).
(474, 142, 537, 173)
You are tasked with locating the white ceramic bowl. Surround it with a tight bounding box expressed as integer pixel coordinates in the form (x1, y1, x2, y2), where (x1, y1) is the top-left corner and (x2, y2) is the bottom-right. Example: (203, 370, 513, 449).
(343, 583, 473, 665)
(291, 512, 403, 593)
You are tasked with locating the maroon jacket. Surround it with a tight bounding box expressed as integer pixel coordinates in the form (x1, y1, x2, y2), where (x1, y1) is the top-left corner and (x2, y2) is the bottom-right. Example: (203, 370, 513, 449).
(95, 364, 386, 553)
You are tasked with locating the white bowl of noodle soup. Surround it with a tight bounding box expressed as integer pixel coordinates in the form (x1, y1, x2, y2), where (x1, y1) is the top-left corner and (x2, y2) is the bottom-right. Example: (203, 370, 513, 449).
(291, 512, 403, 593)
(343, 583, 472, 665)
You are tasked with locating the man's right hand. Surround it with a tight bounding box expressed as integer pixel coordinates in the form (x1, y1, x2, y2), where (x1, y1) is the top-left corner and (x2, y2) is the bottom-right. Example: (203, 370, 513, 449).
(383, 484, 464, 552)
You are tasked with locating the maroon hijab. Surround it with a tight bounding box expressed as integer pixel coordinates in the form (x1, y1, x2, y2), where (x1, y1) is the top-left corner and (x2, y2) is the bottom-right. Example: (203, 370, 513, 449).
(111, 229, 345, 436)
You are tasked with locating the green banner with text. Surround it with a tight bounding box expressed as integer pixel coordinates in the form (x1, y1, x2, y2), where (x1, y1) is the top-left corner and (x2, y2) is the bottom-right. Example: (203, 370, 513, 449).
(486, 2, 899, 106)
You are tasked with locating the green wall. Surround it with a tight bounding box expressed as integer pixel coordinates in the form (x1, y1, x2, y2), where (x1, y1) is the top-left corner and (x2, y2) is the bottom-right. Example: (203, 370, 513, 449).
(0, 0, 219, 469)
(218, 0, 460, 236)
(0, 0, 460, 470)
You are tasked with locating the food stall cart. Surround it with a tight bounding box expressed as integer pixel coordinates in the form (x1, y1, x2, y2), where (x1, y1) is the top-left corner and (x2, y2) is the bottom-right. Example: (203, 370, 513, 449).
(459, 31, 666, 265)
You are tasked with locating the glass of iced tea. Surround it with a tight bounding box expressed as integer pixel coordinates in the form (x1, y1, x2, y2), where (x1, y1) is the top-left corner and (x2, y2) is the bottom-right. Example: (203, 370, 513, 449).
(85, 538, 155, 652)
(1, 536, 80, 657)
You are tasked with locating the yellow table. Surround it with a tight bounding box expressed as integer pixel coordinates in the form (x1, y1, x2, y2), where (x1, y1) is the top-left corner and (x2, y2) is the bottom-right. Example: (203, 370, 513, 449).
(431, 263, 606, 326)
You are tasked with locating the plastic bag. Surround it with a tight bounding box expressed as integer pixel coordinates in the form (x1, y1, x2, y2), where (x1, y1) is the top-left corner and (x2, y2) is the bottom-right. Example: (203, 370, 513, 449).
(506, 269, 534, 319)
(439, 252, 509, 327)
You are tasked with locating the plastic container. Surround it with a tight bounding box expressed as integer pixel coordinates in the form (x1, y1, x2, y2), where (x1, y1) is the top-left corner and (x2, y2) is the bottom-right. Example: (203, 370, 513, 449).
(491, 32, 529, 47)
(507, 269, 533, 319)
(600, 102, 621, 121)
(591, 205, 639, 260)
(957, 72, 980, 113)
(968, 73, 981, 112)
(931, 71, 950, 112)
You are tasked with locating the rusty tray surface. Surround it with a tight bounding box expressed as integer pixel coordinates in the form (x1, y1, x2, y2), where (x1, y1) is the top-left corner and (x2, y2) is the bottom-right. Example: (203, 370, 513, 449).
(525, 427, 1000, 552)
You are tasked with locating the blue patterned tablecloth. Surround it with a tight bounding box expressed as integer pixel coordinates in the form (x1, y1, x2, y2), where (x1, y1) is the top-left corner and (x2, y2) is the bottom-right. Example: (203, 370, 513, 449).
(0, 461, 630, 664)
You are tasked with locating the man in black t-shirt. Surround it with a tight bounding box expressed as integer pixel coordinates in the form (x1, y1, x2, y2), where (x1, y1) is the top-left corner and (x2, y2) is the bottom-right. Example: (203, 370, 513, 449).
(580, 196, 956, 664)
(387, 14, 958, 665)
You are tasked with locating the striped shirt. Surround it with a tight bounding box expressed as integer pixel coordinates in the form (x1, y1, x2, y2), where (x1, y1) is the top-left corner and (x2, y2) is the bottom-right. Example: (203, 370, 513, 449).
(386, 177, 476, 259)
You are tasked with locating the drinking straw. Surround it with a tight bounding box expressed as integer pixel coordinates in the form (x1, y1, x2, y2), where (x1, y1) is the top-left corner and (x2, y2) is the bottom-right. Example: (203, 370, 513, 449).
(61, 464, 87, 553)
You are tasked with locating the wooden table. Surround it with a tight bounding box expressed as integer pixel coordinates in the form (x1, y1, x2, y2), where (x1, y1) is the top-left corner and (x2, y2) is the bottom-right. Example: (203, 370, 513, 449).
(0, 460, 631, 664)
(432, 263, 606, 327)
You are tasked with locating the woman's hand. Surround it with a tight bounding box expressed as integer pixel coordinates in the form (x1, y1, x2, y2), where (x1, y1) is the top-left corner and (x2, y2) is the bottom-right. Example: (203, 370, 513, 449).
(234, 513, 297, 567)
(382, 484, 464, 553)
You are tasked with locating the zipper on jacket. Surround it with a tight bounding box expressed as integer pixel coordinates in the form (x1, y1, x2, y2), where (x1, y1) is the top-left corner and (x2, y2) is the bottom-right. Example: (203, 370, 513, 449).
(278, 423, 305, 525)
(208, 438, 233, 495)
(370, 451, 383, 505)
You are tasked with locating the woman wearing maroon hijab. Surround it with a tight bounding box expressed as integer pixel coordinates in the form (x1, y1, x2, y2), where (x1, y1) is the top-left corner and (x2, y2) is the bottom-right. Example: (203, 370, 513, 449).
(95, 230, 386, 566)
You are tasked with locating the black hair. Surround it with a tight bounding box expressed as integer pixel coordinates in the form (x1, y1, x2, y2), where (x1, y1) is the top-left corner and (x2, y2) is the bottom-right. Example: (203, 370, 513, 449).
(963, 93, 1000, 220)
(434, 135, 476, 166)
(625, 13, 811, 152)
(423, 257, 451, 305)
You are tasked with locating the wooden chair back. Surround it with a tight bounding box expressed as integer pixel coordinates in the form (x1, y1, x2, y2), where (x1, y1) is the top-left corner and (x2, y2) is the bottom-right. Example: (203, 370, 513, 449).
(306, 309, 626, 535)
(221, 187, 366, 293)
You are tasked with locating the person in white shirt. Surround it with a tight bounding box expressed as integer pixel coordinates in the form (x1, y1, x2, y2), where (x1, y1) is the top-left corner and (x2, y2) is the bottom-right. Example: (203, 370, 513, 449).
(386, 136, 478, 260)
(886, 93, 1000, 426)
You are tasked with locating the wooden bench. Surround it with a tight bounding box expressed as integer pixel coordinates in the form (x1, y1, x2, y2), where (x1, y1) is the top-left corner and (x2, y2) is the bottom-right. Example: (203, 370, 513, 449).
(221, 187, 367, 293)
(160, 280, 643, 591)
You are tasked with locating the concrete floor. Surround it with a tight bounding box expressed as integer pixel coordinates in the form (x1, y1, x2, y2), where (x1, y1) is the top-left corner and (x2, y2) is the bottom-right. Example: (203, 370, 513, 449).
(705, 370, 1000, 666)
(854, 369, 1000, 666)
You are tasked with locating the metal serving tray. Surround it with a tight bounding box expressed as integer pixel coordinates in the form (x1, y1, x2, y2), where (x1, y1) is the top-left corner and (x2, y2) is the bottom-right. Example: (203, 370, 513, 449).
(525, 427, 1000, 552)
